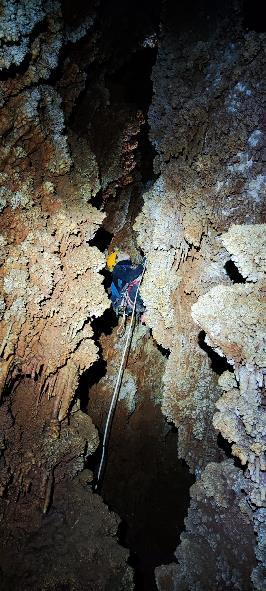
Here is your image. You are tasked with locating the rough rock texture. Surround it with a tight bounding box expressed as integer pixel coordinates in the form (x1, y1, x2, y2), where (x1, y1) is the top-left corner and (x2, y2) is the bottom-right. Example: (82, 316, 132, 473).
(156, 460, 255, 591)
(155, 460, 257, 591)
(0, 0, 109, 511)
(1, 1, 265, 589)
(192, 224, 266, 590)
(88, 320, 194, 589)
(134, 1, 265, 588)
(0, 1, 145, 588)
(221, 224, 266, 282)
(0, 479, 133, 591)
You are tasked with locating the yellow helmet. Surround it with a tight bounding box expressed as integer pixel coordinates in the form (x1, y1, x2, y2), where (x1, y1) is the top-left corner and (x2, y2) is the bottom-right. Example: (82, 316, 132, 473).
(106, 249, 118, 271)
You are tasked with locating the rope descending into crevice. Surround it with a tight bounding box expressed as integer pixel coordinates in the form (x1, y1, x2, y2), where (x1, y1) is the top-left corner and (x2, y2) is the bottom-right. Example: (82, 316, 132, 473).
(95, 259, 147, 490)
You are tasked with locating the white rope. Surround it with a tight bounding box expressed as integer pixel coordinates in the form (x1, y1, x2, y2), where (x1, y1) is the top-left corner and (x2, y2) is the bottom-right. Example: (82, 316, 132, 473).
(95, 259, 147, 490)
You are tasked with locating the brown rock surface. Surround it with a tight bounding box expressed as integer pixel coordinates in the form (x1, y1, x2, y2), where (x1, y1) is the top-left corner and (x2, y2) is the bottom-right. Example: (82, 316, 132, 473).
(0, 1, 265, 590)
(134, 1, 265, 589)
(0, 1, 141, 588)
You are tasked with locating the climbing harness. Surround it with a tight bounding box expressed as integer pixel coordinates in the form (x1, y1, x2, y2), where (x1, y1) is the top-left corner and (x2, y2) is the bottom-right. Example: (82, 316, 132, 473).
(95, 258, 147, 490)
(112, 276, 144, 317)
(124, 277, 143, 311)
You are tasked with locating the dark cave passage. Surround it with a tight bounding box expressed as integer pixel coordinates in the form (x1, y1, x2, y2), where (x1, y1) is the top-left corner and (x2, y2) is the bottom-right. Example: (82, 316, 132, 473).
(72, 4, 195, 585)
(198, 330, 234, 375)
(0, 0, 264, 589)
(66, 1, 261, 588)
(82, 173, 193, 589)
(101, 400, 194, 591)
(84, 329, 194, 591)
(217, 433, 247, 471)
(224, 259, 246, 283)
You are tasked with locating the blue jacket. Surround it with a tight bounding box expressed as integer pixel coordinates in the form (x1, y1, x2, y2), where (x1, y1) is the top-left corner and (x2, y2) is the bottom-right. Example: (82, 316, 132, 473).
(112, 260, 143, 290)
(111, 260, 144, 311)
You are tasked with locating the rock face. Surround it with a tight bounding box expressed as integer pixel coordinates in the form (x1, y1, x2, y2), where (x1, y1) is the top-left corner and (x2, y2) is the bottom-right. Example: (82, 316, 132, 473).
(135, 1, 265, 589)
(192, 224, 266, 590)
(0, 1, 140, 588)
(0, 1, 265, 590)
(1, 477, 134, 591)
(155, 460, 257, 591)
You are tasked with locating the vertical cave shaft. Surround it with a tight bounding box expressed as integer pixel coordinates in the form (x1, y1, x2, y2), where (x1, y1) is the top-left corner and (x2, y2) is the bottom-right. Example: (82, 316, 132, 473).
(0, 1, 265, 591)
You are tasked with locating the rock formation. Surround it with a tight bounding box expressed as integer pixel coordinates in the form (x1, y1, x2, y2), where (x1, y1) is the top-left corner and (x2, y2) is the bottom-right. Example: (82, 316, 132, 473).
(0, 1, 138, 588)
(134, 1, 265, 589)
(0, 0, 265, 590)
(191, 224, 265, 590)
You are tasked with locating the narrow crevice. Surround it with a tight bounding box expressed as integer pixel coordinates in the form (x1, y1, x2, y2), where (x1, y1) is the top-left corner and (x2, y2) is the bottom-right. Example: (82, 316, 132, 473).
(224, 259, 246, 283)
(71, 4, 194, 589)
(98, 398, 194, 591)
(103, 42, 160, 190)
(137, 121, 159, 186)
(106, 46, 158, 111)
(90, 189, 105, 210)
(217, 433, 247, 471)
(91, 307, 118, 340)
(86, 433, 106, 482)
(0, 53, 33, 82)
(0, 18, 48, 81)
(76, 311, 117, 415)
(198, 330, 234, 375)
(156, 342, 171, 359)
(77, 357, 107, 414)
(89, 227, 113, 252)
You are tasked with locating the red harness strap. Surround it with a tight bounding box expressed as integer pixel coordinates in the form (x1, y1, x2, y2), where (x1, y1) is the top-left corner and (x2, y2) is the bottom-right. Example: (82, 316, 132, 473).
(123, 277, 141, 310)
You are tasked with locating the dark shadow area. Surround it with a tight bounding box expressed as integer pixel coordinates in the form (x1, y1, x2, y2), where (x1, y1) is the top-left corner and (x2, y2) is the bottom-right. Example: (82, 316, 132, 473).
(155, 342, 171, 359)
(224, 260, 246, 283)
(89, 227, 113, 252)
(77, 357, 107, 413)
(163, 0, 240, 40)
(86, 431, 105, 479)
(106, 44, 159, 186)
(91, 189, 104, 210)
(76, 309, 118, 413)
(83, 299, 193, 590)
(107, 47, 157, 111)
(0, 53, 33, 82)
(99, 0, 161, 66)
(100, 267, 112, 293)
(217, 433, 247, 471)
(91, 307, 118, 339)
(243, 0, 266, 32)
(62, 0, 95, 26)
(198, 330, 234, 375)
(101, 402, 195, 591)
(166, 421, 179, 435)
(138, 122, 159, 185)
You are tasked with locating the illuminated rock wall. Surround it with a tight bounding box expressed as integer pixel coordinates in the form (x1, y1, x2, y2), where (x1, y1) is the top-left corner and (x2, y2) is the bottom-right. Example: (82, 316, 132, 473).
(0, 2, 135, 588)
(135, 2, 265, 588)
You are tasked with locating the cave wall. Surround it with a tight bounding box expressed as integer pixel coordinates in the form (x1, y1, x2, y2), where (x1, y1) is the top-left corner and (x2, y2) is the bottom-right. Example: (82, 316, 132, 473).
(0, 1, 265, 590)
(0, 1, 149, 588)
(134, 1, 265, 589)
(191, 224, 265, 590)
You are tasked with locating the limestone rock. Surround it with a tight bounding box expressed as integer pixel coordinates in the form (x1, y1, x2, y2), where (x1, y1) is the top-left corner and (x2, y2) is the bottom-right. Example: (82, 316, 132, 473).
(156, 461, 256, 591)
(135, 0, 265, 587)
(192, 224, 266, 587)
(221, 224, 266, 282)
